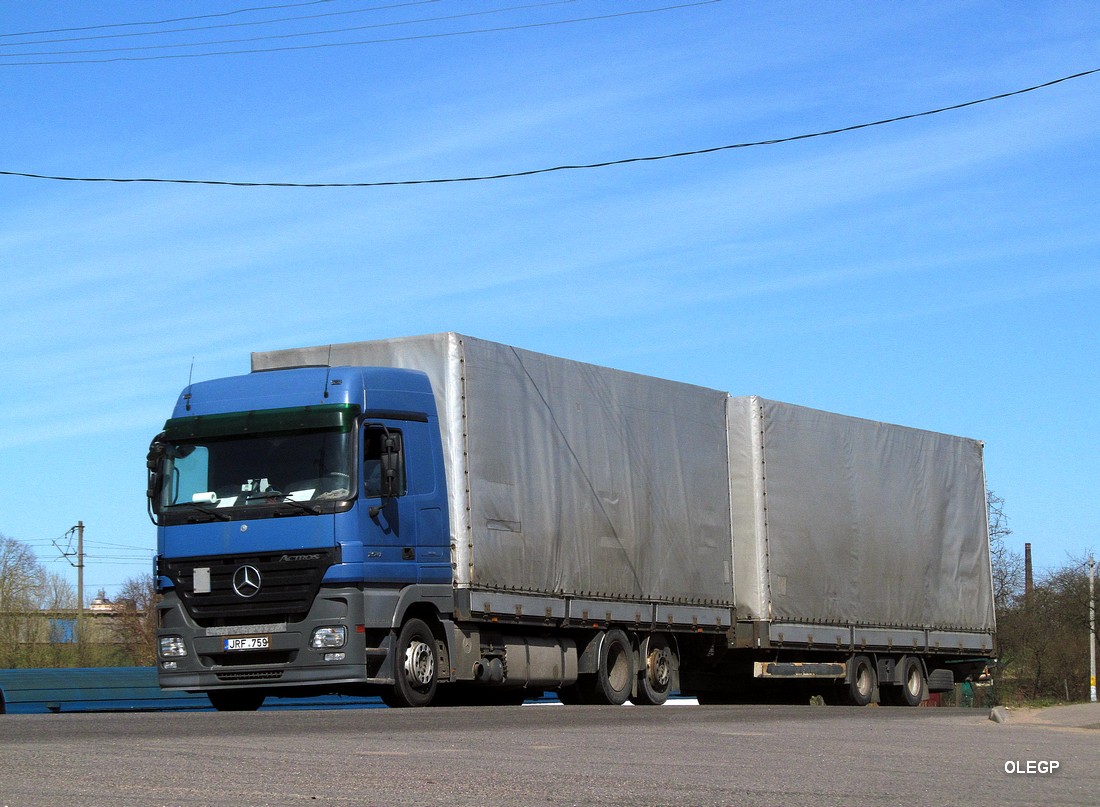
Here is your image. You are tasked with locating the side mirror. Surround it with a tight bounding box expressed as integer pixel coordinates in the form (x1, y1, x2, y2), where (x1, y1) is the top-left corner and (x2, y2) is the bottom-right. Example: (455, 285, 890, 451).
(368, 427, 402, 519)
(146, 434, 166, 502)
(146, 433, 166, 525)
(379, 433, 400, 498)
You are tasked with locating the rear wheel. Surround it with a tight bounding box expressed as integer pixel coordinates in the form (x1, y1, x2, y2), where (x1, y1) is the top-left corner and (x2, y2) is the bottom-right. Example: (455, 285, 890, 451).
(580, 629, 635, 705)
(845, 655, 876, 706)
(633, 633, 675, 706)
(387, 618, 438, 707)
(896, 656, 925, 707)
(207, 689, 265, 711)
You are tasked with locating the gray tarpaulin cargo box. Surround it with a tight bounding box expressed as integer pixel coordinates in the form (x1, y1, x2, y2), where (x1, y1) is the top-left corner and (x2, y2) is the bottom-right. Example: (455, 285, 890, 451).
(727, 396, 995, 638)
(254, 333, 735, 607)
(254, 334, 994, 648)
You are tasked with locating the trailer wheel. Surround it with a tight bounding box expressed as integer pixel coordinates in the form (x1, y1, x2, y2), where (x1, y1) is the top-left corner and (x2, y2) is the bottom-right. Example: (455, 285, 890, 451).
(845, 655, 876, 706)
(633, 633, 675, 706)
(207, 690, 265, 711)
(582, 628, 635, 705)
(896, 656, 925, 707)
(389, 618, 438, 707)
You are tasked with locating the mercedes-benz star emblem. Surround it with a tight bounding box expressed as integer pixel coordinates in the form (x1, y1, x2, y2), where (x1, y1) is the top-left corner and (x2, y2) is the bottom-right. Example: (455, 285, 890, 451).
(232, 565, 262, 598)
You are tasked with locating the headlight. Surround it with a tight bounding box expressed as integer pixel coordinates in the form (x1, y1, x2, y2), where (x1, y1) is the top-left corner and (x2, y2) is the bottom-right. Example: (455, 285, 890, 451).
(159, 636, 187, 657)
(311, 626, 347, 649)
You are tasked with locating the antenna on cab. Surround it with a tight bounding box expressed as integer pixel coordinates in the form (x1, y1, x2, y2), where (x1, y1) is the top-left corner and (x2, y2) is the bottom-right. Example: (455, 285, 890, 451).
(184, 356, 195, 411)
(323, 344, 333, 399)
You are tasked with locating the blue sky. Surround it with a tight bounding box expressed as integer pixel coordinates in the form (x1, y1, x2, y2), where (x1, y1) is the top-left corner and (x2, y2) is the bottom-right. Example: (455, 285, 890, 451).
(1, 1, 1097, 598)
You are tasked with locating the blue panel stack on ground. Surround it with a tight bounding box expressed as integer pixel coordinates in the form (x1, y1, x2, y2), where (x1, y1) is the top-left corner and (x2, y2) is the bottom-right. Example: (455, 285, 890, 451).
(0, 667, 384, 713)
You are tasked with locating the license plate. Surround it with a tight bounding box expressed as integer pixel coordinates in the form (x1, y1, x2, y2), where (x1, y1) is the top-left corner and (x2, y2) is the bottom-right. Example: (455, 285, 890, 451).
(224, 635, 270, 651)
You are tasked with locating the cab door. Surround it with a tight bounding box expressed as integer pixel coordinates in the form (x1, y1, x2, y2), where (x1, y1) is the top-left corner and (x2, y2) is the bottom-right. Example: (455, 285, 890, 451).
(359, 420, 416, 584)
(357, 417, 449, 584)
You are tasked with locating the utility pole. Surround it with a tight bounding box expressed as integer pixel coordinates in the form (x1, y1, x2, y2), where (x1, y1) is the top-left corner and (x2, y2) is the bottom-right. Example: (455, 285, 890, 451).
(54, 522, 87, 652)
(1090, 555, 1096, 704)
(76, 520, 85, 656)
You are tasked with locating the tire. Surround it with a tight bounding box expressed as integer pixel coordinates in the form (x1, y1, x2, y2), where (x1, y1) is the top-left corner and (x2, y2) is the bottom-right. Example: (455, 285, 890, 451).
(845, 655, 876, 706)
(207, 690, 266, 711)
(388, 618, 438, 707)
(580, 629, 635, 705)
(633, 633, 675, 706)
(896, 656, 926, 707)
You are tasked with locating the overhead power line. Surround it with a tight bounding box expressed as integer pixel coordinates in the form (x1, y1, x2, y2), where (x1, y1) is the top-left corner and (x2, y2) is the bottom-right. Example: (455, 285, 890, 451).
(0, 1, 717, 65)
(3, 0, 575, 56)
(0, 0, 344, 38)
(1, 67, 1095, 189)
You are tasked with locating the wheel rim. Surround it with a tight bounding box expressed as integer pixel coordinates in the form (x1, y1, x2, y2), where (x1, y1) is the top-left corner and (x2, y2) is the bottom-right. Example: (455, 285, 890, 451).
(853, 668, 871, 703)
(647, 646, 671, 690)
(905, 663, 922, 698)
(847, 655, 875, 705)
(404, 639, 435, 688)
(856, 664, 873, 699)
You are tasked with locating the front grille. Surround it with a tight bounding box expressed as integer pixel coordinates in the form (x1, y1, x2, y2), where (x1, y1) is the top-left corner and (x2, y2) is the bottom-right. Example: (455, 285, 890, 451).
(217, 670, 284, 682)
(160, 548, 337, 627)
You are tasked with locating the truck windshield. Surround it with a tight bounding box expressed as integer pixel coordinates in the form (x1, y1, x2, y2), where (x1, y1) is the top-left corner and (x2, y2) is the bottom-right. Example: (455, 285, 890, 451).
(157, 405, 356, 512)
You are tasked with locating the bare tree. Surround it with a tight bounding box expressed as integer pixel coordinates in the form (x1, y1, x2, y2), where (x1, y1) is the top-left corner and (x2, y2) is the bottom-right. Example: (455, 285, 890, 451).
(0, 535, 49, 666)
(40, 571, 76, 611)
(0, 534, 44, 609)
(109, 574, 160, 666)
(987, 489, 1023, 613)
(996, 547, 1096, 702)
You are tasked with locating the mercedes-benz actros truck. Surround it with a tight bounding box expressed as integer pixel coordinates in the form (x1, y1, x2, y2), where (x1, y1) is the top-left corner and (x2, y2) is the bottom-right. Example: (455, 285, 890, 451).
(149, 333, 994, 710)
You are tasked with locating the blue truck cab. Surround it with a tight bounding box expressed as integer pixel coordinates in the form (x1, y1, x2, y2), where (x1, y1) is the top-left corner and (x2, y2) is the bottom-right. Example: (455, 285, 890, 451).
(149, 365, 453, 710)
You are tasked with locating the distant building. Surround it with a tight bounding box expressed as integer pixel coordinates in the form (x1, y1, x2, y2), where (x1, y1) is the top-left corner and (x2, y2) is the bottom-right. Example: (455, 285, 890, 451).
(3, 597, 140, 647)
(89, 589, 133, 613)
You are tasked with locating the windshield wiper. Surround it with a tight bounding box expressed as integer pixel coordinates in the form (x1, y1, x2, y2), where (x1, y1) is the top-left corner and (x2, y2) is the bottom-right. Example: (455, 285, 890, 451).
(246, 490, 322, 515)
(173, 502, 233, 522)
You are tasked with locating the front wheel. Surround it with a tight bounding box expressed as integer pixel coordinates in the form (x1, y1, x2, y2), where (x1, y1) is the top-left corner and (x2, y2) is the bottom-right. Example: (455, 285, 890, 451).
(387, 618, 438, 707)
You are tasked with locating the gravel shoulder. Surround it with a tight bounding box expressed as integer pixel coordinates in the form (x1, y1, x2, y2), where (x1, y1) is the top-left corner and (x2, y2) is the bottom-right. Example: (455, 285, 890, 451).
(1005, 702, 1100, 729)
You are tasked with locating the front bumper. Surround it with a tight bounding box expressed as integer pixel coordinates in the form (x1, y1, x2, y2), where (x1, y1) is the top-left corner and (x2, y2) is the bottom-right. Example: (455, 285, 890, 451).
(157, 585, 377, 692)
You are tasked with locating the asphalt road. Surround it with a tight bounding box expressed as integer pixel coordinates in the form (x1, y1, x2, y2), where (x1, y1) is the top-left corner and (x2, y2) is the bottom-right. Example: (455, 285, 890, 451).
(2, 703, 1098, 806)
